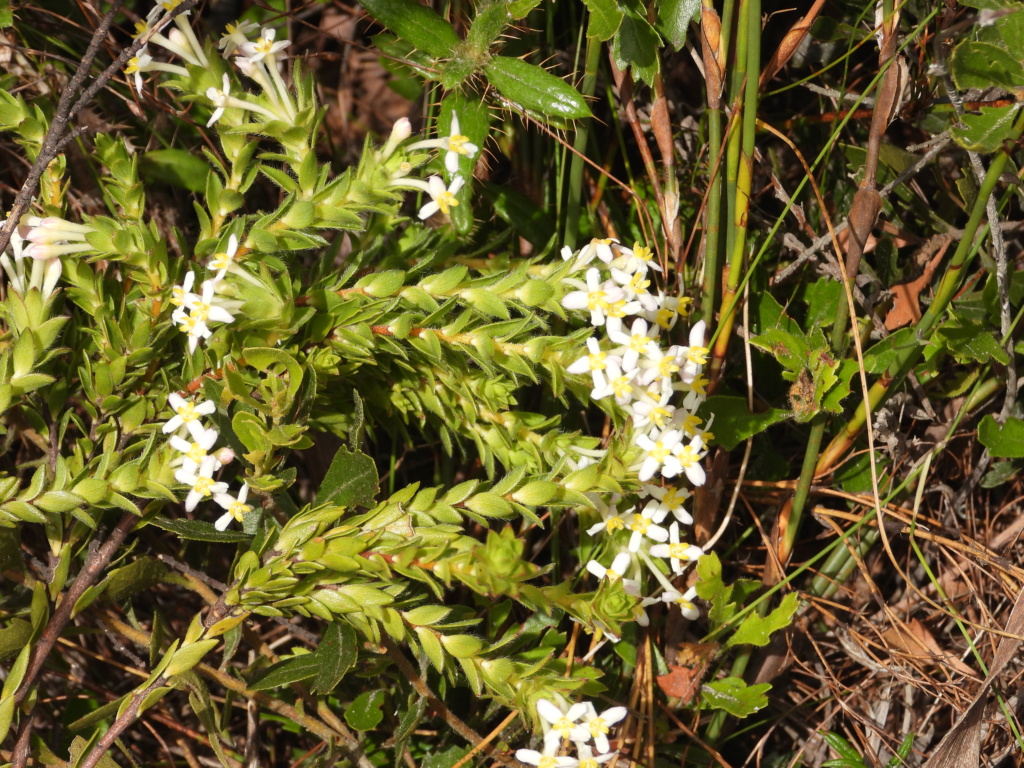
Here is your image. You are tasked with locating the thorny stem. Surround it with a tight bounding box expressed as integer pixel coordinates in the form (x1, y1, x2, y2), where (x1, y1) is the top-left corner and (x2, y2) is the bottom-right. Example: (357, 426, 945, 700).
(11, 511, 138, 768)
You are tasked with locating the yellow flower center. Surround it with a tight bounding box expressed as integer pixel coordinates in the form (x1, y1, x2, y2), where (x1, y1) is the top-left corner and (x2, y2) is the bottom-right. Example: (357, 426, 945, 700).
(629, 514, 650, 534)
(604, 516, 626, 532)
(447, 134, 471, 153)
(669, 543, 695, 560)
(229, 501, 252, 521)
(437, 192, 458, 215)
(185, 443, 207, 463)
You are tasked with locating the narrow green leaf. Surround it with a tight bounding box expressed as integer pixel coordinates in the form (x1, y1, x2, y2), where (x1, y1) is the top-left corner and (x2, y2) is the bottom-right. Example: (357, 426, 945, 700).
(361, 0, 460, 58)
(149, 515, 252, 542)
(248, 653, 320, 690)
(139, 149, 210, 193)
(311, 622, 359, 694)
(485, 56, 592, 122)
(466, 1, 510, 54)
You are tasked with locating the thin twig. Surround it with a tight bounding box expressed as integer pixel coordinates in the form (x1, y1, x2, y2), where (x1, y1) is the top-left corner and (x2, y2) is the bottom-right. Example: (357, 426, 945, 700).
(381, 636, 518, 768)
(0, 0, 198, 254)
(11, 511, 137, 768)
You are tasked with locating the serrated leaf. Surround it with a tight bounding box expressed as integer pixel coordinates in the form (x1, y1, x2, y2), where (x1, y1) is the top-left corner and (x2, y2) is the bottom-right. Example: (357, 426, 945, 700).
(317, 447, 379, 508)
(423, 746, 470, 768)
(311, 622, 359, 694)
(951, 104, 1022, 153)
(248, 653, 320, 690)
(700, 396, 789, 450)
(950, 40, 1024, 91)
(700, 677, 770, 717)
(485, 56, 592, 122)
(979, 415, 1024, 458)
(361, 0, 460, 58)
(750, 328, 809, 376)
(612, 6, 662, 85)
(726, 592, 799, 647)
(581, 0, 623, 40)
(937, 320, 1009, 365)
(655, 0, 699, 49)
(345, 689, 385, 730)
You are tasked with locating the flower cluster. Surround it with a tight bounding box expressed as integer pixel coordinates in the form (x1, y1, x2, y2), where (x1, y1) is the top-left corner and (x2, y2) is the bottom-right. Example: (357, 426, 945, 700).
(0, 215, 88, 301)
(169, 235, 240, 353)
(561, 238, 711, 626)
(516, 699, 626, 768)
(162, 392, 251, 531)
(386, 113, 478, 220)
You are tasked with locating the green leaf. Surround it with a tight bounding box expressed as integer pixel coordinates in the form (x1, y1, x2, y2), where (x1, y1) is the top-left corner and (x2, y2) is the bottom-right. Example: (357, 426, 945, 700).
(700, 396, 789, 450)
(980, 460, 1019, 488)
(951, 104, 1022, 153)
(466, 1, 510, 54)
(100, 557, 169, 604)
(936, 317, 1009, 365)
(0, 1, 12, 28)
(581, 0, 624, 41)
(507, 0, 542, 17)
(243, 347, 304, 403)
(700, 677, 770, 717)
(361, 0, 460, 58)
(423, 746, 470, 768)
(345, 689, 385, 731)
(139, 149, 210, 193)
(861, 328, 921, 374)
(484, 56, 592, 123)
(484, 183, 556, 248)
(979, 415, 1024, 458)
(612, 6, 662, 85)
(0, 618, 31, 660)
(317, 447, 379, 508)
(950, 40, 1024, 92)
(310, 622, 359, 694)
(750, 328, 809, 377)
(821, 730, 865, 766)
(149, 515, 252, 542)
(726, 592, 799, 647)
(655, 0, 699, 49)
(249, 653, 320, 690)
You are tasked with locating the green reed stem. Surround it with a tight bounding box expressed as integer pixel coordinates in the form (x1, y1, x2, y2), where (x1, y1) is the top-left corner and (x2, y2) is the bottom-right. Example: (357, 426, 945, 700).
(563, 27, 602, 247)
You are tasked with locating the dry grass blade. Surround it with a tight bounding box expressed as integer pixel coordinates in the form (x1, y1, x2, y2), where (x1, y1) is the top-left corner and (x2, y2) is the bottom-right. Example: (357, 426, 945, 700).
(758, 0, 828, 89)
(921, 586, 1024, 768)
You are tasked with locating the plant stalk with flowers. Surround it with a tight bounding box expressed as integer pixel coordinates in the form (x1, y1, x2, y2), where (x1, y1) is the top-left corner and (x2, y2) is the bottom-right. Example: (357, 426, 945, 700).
(0, 3, 797, 767)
